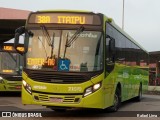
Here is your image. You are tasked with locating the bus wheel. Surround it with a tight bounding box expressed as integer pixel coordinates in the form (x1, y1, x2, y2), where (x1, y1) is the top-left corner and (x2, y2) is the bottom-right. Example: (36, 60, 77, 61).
(135, 84, 142, 102)
(108, 88, 121, 112)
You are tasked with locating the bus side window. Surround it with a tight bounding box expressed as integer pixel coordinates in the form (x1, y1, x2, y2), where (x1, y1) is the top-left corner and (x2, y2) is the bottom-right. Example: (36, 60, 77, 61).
(105, 35, 115, 74)
(106, 35, 115, 63)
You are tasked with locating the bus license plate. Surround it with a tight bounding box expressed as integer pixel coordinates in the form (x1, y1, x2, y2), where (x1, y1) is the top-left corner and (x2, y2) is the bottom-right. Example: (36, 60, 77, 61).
(50, 97, 63, 103)
(16, 86, 22, 89)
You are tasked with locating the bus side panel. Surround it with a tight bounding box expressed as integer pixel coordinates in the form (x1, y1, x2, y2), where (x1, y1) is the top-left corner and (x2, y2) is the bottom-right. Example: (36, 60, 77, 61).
(104, 63, 126, 108)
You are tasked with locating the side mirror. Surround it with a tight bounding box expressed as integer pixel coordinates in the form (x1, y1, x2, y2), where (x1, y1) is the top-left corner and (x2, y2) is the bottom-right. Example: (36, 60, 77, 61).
(15, 26, 25, 44)
(14, 26, 28, 55)
(15, 33, 20, 45)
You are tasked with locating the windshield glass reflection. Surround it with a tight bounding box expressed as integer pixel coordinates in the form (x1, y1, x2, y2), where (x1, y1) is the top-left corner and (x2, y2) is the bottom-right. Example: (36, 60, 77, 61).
(26, 29, 103, 72)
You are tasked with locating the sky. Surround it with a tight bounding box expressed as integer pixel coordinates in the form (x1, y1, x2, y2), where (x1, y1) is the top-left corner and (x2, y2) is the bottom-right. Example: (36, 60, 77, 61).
(1, 0, 160, 52)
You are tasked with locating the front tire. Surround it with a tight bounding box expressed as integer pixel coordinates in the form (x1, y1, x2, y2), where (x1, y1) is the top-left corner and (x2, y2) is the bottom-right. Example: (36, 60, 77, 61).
(108, 88, 121, 112)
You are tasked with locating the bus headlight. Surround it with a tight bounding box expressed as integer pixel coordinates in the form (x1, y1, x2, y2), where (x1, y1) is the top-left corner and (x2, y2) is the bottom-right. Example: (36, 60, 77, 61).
(83, 82, 101, 97)
(93, 83, 101, 90)
(0, 76, 4, 83)
(22, 80, 32, 94)
(83, 87, 93, 97)
(0, 76, 3, 80)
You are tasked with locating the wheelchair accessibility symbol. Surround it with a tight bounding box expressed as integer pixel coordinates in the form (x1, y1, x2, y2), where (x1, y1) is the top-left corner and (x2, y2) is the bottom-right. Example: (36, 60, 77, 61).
(58, 59, 70, 71)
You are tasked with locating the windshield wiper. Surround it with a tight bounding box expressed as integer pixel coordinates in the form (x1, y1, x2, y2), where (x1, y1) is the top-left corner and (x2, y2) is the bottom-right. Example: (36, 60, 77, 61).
(40, 25, 55, 58)
(40, 25, 52, 46)
(63, 33, 69, 58)
(50, 32, 55, 58)
(63, 26, 84, 58)
(38, 37, 48, 58)
(66, 26, 84, 47)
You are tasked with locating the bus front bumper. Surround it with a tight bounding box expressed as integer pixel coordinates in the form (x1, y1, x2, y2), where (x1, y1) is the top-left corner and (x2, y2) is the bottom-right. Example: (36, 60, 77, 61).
(22, 85, 104, 109)
(0, 81, 22, 92)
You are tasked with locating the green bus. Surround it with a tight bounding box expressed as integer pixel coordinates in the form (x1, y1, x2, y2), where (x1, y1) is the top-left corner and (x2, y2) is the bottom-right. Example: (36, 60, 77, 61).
(0, 43, 23, 92)
(14, 10, 149, 111)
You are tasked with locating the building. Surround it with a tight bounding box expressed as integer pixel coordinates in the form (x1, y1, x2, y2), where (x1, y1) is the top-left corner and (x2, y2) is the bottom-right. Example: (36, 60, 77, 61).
(0, 7, 31, 43)
(149, 51, 160, 86)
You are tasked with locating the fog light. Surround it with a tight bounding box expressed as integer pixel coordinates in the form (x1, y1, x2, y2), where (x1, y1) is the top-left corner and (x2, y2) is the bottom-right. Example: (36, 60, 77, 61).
(34, 96, 39, 100)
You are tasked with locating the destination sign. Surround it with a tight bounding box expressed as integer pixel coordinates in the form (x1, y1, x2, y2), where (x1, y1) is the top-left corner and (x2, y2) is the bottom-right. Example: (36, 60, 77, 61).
(27, 58, 55, 66)
(3, 46, 13, 51)
(2, 45, 31, 52)
(2, 70, 13, 73)
(3, 45, 24, 52)
(28, 13, 101, 25)
(16, 47, 24, 52)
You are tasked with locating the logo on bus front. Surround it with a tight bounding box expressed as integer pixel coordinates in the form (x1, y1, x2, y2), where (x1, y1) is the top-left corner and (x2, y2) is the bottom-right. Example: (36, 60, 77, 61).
(33, 85, 47, 90)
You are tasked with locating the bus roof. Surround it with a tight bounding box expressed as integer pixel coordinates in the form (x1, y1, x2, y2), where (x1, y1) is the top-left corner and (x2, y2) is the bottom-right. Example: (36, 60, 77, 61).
(37, 9, 92, 13)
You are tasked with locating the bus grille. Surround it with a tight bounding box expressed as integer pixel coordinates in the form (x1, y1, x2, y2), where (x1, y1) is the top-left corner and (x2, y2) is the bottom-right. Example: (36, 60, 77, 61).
(24, 69, 96, 84)
(35, 94, 80, 103)
(4, 76, 22, 81)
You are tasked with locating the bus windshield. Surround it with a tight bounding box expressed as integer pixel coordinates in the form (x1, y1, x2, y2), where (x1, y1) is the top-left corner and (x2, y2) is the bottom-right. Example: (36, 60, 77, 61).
(26, 29, 103, 72)
(0, 52, 22, 75)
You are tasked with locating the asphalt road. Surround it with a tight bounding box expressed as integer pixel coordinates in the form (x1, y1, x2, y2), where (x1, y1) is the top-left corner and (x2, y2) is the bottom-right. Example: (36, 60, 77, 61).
(0, 93, 160, 120)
